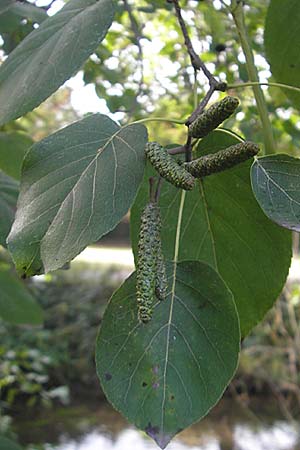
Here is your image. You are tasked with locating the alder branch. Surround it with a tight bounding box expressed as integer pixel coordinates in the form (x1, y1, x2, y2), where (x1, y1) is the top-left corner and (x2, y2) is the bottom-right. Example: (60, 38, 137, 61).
(170, 0, 227, 126)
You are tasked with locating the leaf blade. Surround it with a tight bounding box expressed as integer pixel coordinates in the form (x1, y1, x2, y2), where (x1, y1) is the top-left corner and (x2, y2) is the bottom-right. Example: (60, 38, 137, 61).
(0, 170, 19, 247)
(0, 0, 115, 125)
(131, 132, 292, 336)
(251, 154, 300, 231)
(96, 261, 240, 448)
(8, 114, 147, 275)
(265, 0, 300, 107)
(0, 267, 43, 325)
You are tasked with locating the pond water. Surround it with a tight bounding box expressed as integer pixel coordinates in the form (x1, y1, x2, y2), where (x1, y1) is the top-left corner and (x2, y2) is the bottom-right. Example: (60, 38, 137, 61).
(13, 397, 300, 450)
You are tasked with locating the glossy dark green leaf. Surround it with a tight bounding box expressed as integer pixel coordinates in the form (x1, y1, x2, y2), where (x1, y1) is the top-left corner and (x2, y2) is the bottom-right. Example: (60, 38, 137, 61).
(8, 114, 147, 276)
(131, 131, 292, 336)
(0, 170, 18, 247)
(0, 132, 33, 180)
(265, 0, 300, 107)
(0, 0, 115, 126)
(251, 154, 300, 231)
(96, 261, 240, 448)
(0, 436, 23, 450)
(0, 267, 43, 325)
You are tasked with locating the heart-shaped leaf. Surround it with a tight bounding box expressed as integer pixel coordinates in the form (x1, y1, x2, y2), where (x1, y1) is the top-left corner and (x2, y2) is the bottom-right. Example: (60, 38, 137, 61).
(0, 0, 115, 125)
(96, 260, 240, 448)
(130, 132, 292, 336)
(265, 0, 300, 108)
(8, 114, 147, 276)
(0, 267, 43, 325)
(0, 170, 18, 247)
(251, 154, 300, 231)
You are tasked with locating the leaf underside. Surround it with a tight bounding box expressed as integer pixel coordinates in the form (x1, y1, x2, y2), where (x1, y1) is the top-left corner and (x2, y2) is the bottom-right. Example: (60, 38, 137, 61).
(8, 114, 147, 276)
(251, 154, 300, 232)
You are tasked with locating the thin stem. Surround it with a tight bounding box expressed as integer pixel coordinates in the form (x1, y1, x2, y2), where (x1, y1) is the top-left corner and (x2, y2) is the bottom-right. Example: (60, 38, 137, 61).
(186, 83, 216, 126)
(230, 0, 275, 155)
(228, 81, 300, 95)
(154, 177, 163, 203)
(171, 0, 216, 82)
(132, 117, 186, 125)
(173, 191, 186, 262)
(149, 177, 156, 203)
(168, 146, 186, 155)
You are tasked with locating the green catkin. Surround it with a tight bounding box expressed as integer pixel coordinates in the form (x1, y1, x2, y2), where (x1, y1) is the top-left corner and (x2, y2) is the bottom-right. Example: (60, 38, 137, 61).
(136, 202, 161, 323)
(155, 240, 168, 301)
(145, 142, 195, 191)
(188, 96, 240, 139)
(184, 141, 260, 178)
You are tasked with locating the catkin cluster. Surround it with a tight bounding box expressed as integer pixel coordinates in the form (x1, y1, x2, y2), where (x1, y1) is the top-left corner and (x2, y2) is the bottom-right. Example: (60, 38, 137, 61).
(188, 96, 239, 139)
(145, 142, 195, 190)
(136, 202, 167, 324)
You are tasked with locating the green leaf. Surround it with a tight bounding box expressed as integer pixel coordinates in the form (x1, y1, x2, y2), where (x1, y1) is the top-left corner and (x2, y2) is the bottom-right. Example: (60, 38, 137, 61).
(0, 266, 43, 325)
(0, 0, 115, 125)
(0, 436, 23, 450)
(0, 170, 18, 247)
(8, 114, 147, 276)
(10, 3, 48, 23)
(0, 132, 33, 180)
(251, 154, 300, 232)
(96, 261, 240, 448)
(265, 0, 300, 107)
(0, 0, 13, 15)
(131, 131, 292, 336)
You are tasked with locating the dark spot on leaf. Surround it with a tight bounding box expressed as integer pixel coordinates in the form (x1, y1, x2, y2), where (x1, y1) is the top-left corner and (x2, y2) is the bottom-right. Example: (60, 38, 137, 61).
(290, 64, 296, 68)
(142, 381, 148, 387)
(145, 423, 160, 439)
(104, 372, 112, 381)
(170, 395, 175, 400)
(21, 273, 27, 280)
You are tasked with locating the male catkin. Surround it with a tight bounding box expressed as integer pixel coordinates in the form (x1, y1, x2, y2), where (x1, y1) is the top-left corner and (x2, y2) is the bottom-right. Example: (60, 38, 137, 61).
(184, 141, 259, 178)
(136, 202, 161, 323)
(145, 142, 195, 190)
(188, 96, 239, 139)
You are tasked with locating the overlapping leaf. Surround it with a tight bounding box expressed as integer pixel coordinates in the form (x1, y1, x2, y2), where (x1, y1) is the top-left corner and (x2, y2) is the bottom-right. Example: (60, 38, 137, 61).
(265, 0, 300, 108)
(251, 154, 300, 231)
(0, 132, 33, 180)
(8, 114, 147, 276)
(96, 261, 240, 449)
(131, 132, 292, 336)
(0, 267, 43, 325)
(0, 0, 115, 125)
(0, 170, 18, 247)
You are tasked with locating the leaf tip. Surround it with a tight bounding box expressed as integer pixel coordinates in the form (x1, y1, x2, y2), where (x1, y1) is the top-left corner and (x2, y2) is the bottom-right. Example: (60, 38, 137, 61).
(145, 423, 172, 449)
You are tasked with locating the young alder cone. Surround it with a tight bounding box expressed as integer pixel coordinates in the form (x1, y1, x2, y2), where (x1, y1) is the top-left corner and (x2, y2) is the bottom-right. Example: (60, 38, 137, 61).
(145, 141, 195, 190)
(184, 141, 259, 178)
(188, 96, 239, 139)
(136, 202, 167, 323)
